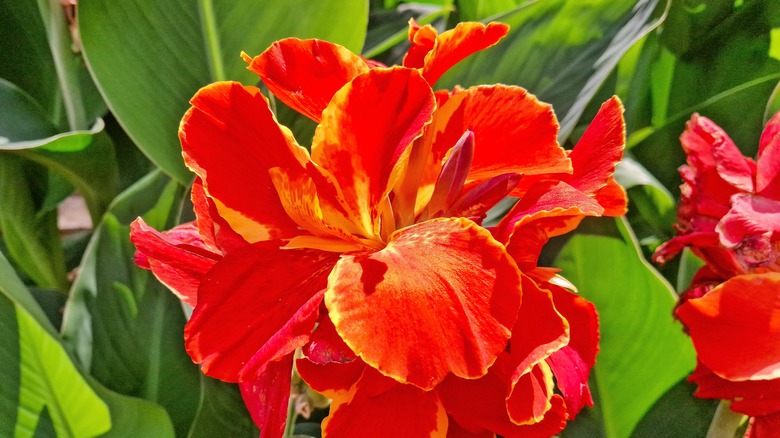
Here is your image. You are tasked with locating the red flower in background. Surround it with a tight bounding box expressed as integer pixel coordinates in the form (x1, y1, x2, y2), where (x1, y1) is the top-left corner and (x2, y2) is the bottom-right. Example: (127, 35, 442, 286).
(131, 20, 627, 437)
(654, 113, 780, 437)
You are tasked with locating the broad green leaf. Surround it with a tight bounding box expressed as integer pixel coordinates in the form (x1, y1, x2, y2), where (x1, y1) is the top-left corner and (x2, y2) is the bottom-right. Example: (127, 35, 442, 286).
(0, 0, 60, 123)
(555, 217, 695, 438)
(629, 0, 780, 190)
(0, 250, 111, 438)
(631, 378, 718, 438)
(1, 77, 121, 223)
(438, 0, 666, 140)
(188, 376, 258, 438)
(91, 382, 175, 438)
(79, 0, 369, 183)
(0, 79, 57, 143)
(0, 0, 105, 131)
(0, 156, 67, 290)
(616, 156, 676, 246)
(61, 170, 201, 436)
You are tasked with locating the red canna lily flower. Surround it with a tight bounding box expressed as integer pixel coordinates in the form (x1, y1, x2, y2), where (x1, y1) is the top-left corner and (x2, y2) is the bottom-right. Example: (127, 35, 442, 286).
(131, 19, 627, 437)
(655, 113, 780, 437)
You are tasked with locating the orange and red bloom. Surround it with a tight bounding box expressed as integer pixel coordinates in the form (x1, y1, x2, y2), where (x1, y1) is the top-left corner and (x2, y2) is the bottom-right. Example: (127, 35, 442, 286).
(131, 20, 627, 437)
(654, 113, 780, 437)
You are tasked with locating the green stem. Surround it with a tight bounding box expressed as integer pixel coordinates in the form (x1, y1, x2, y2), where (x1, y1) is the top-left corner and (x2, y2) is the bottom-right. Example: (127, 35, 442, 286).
(45, 0, 87, 131)
(199, 0, 226, 81)
(706, 401, 746, 438)
(282, 395, 298, 437)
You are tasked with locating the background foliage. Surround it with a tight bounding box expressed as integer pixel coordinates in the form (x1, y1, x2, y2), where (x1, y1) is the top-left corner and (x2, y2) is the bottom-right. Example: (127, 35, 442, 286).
(1, 0, 777, 436)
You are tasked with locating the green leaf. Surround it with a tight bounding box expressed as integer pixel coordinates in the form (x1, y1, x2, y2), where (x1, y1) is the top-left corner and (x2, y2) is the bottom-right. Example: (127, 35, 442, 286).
(1, 76, 121, 224)
(79, 0, 369, 184)
(60, 170, 204, 436)
(0, 0, 60, 123)
(616, 156, 677, 245)
(629, 0, 780, 190)
(555, 217, 695, 438)
(0, 156, 67, 290)
(90, 382, 175, 438)
(188, 376, 258, 438)
(630, 378, 719, 438)
(438, 0, 666, 140)
(455, 0, 523, 21)
(0, 250, 111, 437)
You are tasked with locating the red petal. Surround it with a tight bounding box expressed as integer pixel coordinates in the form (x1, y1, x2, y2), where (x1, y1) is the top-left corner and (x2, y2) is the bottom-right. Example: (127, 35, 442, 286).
(303, 313, 357, 365)
(506, 362, 555, 425)
(419, 22, 509, 85)
(568, 97, 626, 194)
(130, 218, 220, 307)
(239, 354, 293, 438)
(677, 273, 780, 381)
(181, 82, 311, 242)
(323, 370, 448, 438)
(185, 242, 339, 381)
(504, 278, 569, 384)
(756, 134, 780, 199)
(495, 181, 604, 244)
(689, 362, 780, 417)
(681, 114, 755, 192)
(437, 371, 567, 437)
(716, 194, 780, 248)
(445, 417, 493, 438)
(246, 39, 369, 122)
(746, 412, 780, 438)
(191, 178, 248, 253)
(311, 67, 435, 237)
(430, 86, 569, 190)
(325, 217, 522, 390)
(296, 357, 365, 398)
(545, 285, 599, 417)
(759, 111, 780, 155)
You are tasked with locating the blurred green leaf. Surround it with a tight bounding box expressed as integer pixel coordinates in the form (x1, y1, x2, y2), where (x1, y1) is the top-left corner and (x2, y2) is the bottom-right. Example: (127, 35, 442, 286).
(0, 79, 58, 142)
(438, 0, 666, 140)
(79, 0, 369, 184)
(455, 0, 523, 21)
(555, 217, 695, 438)
(631, 378, 719, 438)
(91, 382, 175, 438)
(676, 248, 705, 294)
(0, 156, 67, 290)
(61, 170, 203, 436)
(0, 250, 111, 437)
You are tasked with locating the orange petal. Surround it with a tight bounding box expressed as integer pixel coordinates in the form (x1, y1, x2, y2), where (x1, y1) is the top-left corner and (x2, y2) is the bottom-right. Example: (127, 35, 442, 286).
(239, 354, 293, 437)
(190, 178, 247, 252)
(430, 85, 570, 190)
(677, 273, 780, 381)
(130, 218, 220, 307)
(506, 362, 555, 425)
(325, 217, 522, 390)
(245, 39, 369, 122)
(185, 242, 339, 381)
(403, 19, 438, 69)
(419, 22, 510, 85)
(323, 369, 448, 438)
(181, 82, 312, 242)
(311, 67, 435, 237)
(592, 176, 628, 216)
